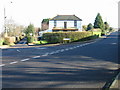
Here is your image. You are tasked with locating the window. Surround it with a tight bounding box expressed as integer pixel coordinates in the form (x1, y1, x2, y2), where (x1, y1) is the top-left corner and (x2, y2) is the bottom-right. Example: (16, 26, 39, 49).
(74, 20, 77, 27)
(54, 20, 56, 27)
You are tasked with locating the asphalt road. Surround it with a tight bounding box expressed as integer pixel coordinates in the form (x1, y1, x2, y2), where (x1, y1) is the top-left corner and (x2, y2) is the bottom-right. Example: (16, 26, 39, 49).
(1, 31, 119, 88)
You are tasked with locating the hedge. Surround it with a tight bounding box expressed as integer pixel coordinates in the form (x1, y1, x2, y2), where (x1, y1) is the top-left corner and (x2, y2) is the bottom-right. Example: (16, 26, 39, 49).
(42, 31, 94, 44)
(92, 31, 101, 37)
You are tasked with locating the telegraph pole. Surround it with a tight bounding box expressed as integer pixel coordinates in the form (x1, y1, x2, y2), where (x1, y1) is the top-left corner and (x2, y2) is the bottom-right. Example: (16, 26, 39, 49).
(4, 1, 13, 37)
(4, 7, 7, 37)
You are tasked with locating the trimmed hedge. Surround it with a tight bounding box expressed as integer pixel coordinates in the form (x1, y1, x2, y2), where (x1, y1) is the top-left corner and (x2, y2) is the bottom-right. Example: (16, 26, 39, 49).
(92, 32, 101, 37)
(42, 32, 94, 44)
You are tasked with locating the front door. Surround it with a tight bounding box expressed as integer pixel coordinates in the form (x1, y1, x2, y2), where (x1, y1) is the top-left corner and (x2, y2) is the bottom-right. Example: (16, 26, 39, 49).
(64, 22, 67, 29)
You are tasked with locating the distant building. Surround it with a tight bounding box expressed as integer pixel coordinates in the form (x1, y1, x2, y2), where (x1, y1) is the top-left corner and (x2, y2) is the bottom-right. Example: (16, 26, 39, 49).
(41, 19, 49, 31)
(49, 15, 82, 32)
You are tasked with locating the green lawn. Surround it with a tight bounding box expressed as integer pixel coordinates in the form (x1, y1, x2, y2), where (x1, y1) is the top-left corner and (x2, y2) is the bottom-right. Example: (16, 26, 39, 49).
(33, 40, 48, 45)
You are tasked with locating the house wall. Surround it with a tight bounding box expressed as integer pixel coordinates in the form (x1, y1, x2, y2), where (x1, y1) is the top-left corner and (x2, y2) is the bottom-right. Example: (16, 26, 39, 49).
(56, 21, 75, 28)
(49, 20, 82, 31)
(49, 21, 54, 30)
(77, 21, 82, 31)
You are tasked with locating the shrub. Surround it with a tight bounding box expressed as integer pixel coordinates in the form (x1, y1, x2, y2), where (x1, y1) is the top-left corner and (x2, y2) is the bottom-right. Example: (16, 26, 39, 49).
(15, 36, 20, 43)
(42, 32, 93, 44)
(27, 36, 34, 43)
(0, 38, 4, 46)
(3, 37, 15, 45)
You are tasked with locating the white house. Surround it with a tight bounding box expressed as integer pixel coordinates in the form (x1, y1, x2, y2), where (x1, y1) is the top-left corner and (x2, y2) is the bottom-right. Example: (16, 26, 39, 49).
(49, 15, 82, 32)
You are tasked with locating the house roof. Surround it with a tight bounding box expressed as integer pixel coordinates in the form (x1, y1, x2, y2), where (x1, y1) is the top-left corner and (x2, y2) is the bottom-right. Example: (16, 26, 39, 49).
(50, 15, 82, 21)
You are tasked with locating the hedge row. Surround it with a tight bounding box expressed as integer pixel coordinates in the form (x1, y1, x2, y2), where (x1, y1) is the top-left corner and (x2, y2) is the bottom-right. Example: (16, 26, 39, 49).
(42, 31, 94, 44)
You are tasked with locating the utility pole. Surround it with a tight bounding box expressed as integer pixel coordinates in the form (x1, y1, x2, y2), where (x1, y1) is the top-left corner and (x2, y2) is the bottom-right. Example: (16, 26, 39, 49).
(4, 1, 13, 37)
(4, 7, 7, 37)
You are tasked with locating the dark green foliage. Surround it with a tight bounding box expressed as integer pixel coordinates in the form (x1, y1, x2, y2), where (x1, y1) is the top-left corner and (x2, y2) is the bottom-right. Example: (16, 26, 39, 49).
(42, 32, 93, 44)
(3, 37, 10, 45)
(87, 23, 93, 31)
(25, 24, 35, 36)
(109, 27, 114, 32)
(104, 22, 109, 30)
(27, 36, 34, 43)
(94, 13, 105, 31)
(25, 24, 35, 43)
(79, 35, 99, 41)
(42, 19, 49, 24)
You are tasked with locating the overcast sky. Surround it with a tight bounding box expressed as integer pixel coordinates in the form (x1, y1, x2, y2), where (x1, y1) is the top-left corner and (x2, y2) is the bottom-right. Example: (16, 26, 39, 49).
(0, 0, 119, 33)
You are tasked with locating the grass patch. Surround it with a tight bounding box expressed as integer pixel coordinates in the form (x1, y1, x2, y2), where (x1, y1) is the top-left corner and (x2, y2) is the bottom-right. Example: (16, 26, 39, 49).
(0, 40, 4, 46)
(33, 40, 48, 45)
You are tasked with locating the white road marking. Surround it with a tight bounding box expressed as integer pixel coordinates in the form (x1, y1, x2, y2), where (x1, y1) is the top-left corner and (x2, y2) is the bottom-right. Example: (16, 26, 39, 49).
(65, 48, 69, 51)
(21, 58, 30, 62)
(80, 45, 84, 46)
(82, 44, 86, 46)
(73, 46, 77, 48)
(42, 53, 49, 56)
(33, 56, 41, 59)
(10, 61, 18, 64)
(49, 52, 54, 55)
(54, 51, 60, 53)
(23, 41, 26, 44)
(17, 49, 20, 52)
(0, 64, 5, 67)
(60, 49, 64, 52)
(42, 55, 48, 56)
(56, 50, 61, 52)
(69, 47, 73, 50)
(37, 47, 47, 49)
(2, 42, 95, 67)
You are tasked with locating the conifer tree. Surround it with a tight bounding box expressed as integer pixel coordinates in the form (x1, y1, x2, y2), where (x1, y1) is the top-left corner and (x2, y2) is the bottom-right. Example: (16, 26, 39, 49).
(104, 22, 109, 30)
(94, 13, 105, 32)
(87, 23, 93, 31)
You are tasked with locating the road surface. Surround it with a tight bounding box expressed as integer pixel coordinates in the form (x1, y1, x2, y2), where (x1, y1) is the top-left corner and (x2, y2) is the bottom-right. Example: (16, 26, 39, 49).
(1, 31, 119, 88)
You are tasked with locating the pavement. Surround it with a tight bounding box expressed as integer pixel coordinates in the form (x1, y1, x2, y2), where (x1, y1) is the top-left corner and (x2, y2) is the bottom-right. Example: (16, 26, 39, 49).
(1, 31, 119, 89)
(110, 71, 120, 89)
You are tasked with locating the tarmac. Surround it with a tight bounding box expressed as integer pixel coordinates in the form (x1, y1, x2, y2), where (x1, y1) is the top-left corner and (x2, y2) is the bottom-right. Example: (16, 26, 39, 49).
(0, 32, 120, 89)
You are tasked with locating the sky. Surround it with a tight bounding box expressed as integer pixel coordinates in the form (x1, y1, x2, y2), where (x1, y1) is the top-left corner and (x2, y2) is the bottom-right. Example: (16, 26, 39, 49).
(0, 0, 119, 33)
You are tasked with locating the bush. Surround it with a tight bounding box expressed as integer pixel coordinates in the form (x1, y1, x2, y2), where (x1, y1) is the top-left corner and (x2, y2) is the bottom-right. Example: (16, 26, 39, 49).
(0, 38, 4, 46)
(27, 36, 34, 43)
(42, 32, 93, 44)
(15, 36, 20, 43)
(3, 37, 15, 45)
